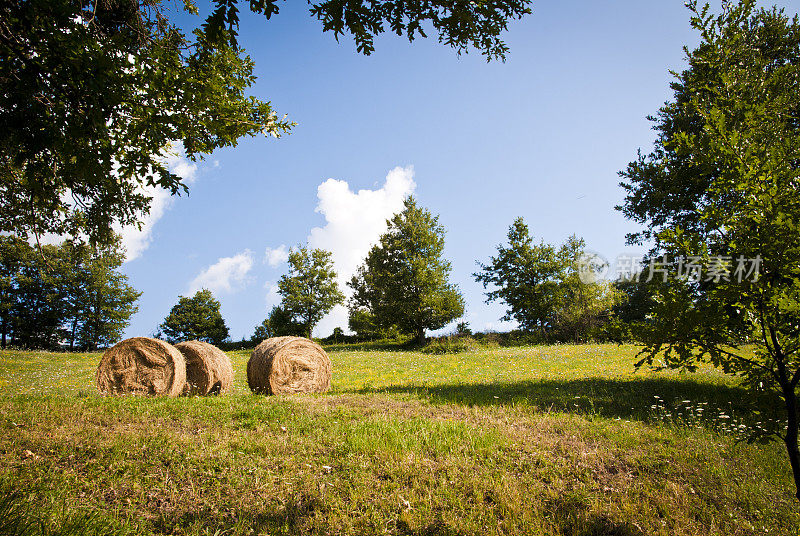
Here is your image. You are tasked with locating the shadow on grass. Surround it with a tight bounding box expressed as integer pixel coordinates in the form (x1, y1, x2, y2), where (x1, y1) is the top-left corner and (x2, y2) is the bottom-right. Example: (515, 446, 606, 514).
(361, 376, 780, 425)
(152, 493, 647, 536)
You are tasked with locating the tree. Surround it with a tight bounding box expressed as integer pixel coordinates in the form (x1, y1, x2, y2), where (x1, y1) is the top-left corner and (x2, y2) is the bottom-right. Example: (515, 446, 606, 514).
(455, 321, 472, 336)
(474, 218, 563, 334)
(251, 318, 274, 343)
(10, 244, 66, 349)
(349, 197, 464, 343)
(617, 1, 800, 499)
(73, 243, 141, 350)
(612, 278, 656, 325)
(0, 236, 27, 348)
(331, 327, 345, 342)
(474, 218, 615, 340)
(1, 0, 531, 245)
(553, 236, 618, 342)
(58, 238, 141, 350)
(347, 308, 402, 340)
(266, 305, 306, 338)
(160, 289, 229, 345)
(250, 305, 308, 343)
(1, 0, 292, 246)
(277, 247, 343, 338)
(0, 236, 139, 349)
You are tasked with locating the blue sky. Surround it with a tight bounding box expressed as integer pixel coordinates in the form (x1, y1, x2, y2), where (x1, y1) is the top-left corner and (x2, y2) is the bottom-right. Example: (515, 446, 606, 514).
(118, 1, 770, 340)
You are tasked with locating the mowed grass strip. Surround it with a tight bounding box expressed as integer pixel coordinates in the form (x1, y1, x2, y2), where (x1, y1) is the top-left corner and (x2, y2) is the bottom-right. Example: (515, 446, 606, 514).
(0, 344, 796, 535)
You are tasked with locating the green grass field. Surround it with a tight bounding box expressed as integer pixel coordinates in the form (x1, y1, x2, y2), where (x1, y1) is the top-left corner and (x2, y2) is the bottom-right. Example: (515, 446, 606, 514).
(1, 344, 797, 535)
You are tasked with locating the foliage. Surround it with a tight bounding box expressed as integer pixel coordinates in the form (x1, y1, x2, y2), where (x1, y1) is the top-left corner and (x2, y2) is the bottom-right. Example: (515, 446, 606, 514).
(277, 246, 344, 337)
(349, 197, 464, 343)
(347, 308, 403, 340)
(9, 244, 65, 350)
(59, 239, 141, 350)
(203, 0, 531, 59)
(308, 0, 531, 59)
(331, 327, 345, 342)
(612, 278, 656, 324)
(267, 305, 306, 337)
(250, 318, 273, 343)
(474, 218, 617, 341)
(0, 0, 530, 245)
(421, 335, 475, 354)
(617, 0, 800, 499)
(0, 0, 292, 245)
(160, 289, 229, 345)
(0, 236, 139, 350)
(252, 305, 306, 341)
(455, 321, 472, 336)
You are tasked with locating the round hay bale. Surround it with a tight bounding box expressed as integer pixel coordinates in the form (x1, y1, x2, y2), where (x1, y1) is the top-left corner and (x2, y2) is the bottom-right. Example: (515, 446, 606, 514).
(247, 336, 331, 395)
(96, 337, 186, 396)
(175, 340, 234, 396)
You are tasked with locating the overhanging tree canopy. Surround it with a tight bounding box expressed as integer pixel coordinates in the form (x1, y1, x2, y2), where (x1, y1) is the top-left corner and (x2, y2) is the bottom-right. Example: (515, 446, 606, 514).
(0, 0, 531, 245)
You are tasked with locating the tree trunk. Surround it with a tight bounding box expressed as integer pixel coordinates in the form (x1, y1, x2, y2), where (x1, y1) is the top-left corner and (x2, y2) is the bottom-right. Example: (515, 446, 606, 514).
(415, 327, 425, 345)
(781, 376, 800, 501)
(1, 318, 6, 349)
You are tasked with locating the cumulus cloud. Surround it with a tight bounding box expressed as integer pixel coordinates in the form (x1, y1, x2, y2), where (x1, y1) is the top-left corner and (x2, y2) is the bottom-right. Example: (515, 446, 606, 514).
(264, 245, 289, 267)
(188, 250, 254, 295)
(264, 281, 281, 306)
(117, 143, 198, 262)
(307, 166, 416, 336)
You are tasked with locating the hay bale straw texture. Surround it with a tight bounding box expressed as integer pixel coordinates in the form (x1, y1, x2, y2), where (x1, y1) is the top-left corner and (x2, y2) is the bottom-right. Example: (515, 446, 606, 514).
(96, 337, 186, 396)
(175, 340, 234, 396)
(247, 336, 332, 395)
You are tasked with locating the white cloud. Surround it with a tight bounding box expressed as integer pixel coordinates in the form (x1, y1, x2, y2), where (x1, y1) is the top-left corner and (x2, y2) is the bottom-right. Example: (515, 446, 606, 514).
(313, 304, 350, 337)
(264, 245, 289, 267)
(188, 250, 254, 295)
(117, 142, 198, 262)
(307, 166, 416, 336)
(264, 281, 281, 306)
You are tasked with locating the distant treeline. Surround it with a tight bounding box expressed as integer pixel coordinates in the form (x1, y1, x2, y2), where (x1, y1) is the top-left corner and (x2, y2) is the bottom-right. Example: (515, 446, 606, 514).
(0, 236, 140, 351)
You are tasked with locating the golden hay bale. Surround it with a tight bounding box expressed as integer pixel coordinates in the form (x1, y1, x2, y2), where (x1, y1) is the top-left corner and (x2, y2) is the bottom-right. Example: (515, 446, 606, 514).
(174, 340, 234, 396)
(247, 336, 331, 395)
(96, 337, 186, 396)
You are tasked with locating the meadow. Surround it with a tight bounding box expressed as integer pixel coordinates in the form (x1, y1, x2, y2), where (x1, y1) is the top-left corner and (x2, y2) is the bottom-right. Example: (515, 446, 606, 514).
(0, 343, 797, 535)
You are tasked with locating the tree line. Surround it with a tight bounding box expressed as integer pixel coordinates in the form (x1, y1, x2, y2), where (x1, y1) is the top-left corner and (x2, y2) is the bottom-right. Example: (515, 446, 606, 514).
(239, 196, 632, 346)
(0, 199, 644, 352)
(0, 237, 140, 350)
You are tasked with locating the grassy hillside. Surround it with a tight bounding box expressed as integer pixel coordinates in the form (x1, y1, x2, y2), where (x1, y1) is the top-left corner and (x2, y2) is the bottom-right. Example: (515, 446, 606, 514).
(0, 344, 796, 535)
